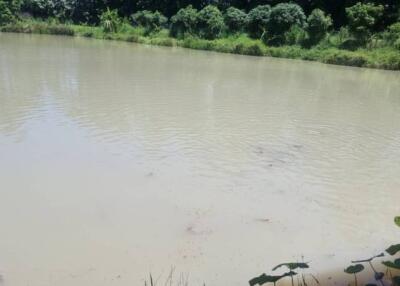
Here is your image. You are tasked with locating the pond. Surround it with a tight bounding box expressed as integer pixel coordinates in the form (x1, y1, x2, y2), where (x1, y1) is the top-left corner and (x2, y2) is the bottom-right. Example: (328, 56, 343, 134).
(0, 33, 400, 286)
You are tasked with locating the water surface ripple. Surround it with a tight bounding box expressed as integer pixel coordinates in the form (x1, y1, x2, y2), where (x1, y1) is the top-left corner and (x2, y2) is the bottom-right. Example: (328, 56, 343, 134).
(1, 33, 400, 286)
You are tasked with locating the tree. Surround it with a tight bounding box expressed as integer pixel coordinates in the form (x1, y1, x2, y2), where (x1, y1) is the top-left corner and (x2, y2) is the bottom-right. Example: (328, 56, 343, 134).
(306, 8, 332, 45)
(346, 2, 384, 44)
(267, 3, 306, 36)
(132, 10, 167, 33)
(246, 4, 270, 38)
(0, 0, 22, 25)
(264, 3, 306, 45)
(100, 8, 120, 32)
(196, 5, 225, 39)
(21, 0, 74, 20)
(170, 5, 198, 38)
(224, 6, 247, 32)
(71, 0, 107, 24)
(0, 0, 14, 25)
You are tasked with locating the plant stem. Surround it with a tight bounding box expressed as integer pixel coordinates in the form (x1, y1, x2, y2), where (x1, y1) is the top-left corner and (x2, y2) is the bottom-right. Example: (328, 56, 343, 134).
(369, 261, 384, 286)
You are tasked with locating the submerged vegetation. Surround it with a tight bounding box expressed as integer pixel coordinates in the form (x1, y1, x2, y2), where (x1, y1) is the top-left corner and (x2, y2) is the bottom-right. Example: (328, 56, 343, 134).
(0, 0, 400, 69)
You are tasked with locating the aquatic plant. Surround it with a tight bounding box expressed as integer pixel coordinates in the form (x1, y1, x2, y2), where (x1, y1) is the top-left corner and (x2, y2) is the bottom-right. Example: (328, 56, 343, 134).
(382, 258, 400, 270)
(344, 264, 365, 286)
(386, 245, 400, 256)
(352, 253, 385, 286)
(249, 271, 297, 286)
(395, 217, 400, 228)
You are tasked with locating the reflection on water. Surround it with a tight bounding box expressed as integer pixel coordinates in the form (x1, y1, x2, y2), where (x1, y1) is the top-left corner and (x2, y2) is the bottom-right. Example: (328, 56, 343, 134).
(0, 33, 400, 286)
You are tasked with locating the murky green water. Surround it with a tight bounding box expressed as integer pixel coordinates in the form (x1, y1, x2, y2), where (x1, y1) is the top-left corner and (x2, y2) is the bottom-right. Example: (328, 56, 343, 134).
(0, 33, 400, 286)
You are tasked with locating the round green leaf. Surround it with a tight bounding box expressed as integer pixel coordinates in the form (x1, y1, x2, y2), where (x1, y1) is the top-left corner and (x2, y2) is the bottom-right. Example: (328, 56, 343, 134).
(344, 264, 364, 274)
(382, 258, 400, 270)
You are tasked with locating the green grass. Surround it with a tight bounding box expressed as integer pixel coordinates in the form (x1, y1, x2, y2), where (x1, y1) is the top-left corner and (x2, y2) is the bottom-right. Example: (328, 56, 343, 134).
(1, 19, 400, 70)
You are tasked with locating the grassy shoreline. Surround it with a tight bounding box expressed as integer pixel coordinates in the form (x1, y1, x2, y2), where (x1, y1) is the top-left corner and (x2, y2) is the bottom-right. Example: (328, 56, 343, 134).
(2, 19, 400, 70)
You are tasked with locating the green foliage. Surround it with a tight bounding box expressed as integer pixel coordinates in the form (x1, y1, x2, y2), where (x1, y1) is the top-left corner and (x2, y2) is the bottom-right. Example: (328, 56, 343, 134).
(284, 25, 307, 46)
(0, 18, 74, 34)
(272, 262, 309, 271)
(132, 10, 167, 34)
(395, 38, 400, 50)
(249, 271, 297, 286)
(170, 5, 198, 38)
(100, 8, 120, 33)
(263, 3, 306, 46)
(224, 7, 246, 33)
(323, 49, 368, 66)
(267, 3, 306, 36)
(0, 0, 21, 25)
(0, 1, 14, 25)
(246, 5, 270, 39)
(306, 9, 332, 46)
(395, 216, 400, 227)
(196, 5, 224, 40)
(386, 244, 400, 256)
(344, 264, 365, 274)
(346, 3, 384, 45)
(382, 23, 400, 47)
(382, 258, 400, 270)
(21, 0, 74, 21)
(71, 0, 105, 24)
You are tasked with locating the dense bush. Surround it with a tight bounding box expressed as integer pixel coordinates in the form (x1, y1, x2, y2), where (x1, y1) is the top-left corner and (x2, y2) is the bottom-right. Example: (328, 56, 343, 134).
(346, 3, 384, 45)
(382, 22, 400, 45)
(170, 5, 198, 38)
(132, 10, 167, 33)
(224, 7, 247, 33)
(306, 9, 332, 45)
(71, 0, 106, 24)
(267, 3, 306, 36)
(21, 0, 74, 20)
(0, 1, 14, 25)
(261, 3, 306, 46)
(246, 5, 270, 39)
(196, 5, 224, 40)
(0, 0, 21, 25)
(100, 8, 120, 33)
(284, 25, 307, 45)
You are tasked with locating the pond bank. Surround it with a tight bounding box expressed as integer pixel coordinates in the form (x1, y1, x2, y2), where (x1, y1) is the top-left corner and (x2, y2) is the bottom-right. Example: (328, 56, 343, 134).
(2, 19, 400, 71)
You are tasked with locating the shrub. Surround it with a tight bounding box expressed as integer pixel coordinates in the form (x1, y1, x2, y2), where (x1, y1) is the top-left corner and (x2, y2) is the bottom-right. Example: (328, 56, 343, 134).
(71, 0, 105, 25)
(284, 25, 307, 45)
(266, 3, 306, 44)
(21, 0, 74, 21)
(246, 5, 270, 39)
(132, 10, 167, 34)
(306, 9, 332, 46)
(382, 22, 400, 45)
(0, 0, 21, 25)
(196, 5, 224, 40)
(323, 50, 368, 67)
(224, 7, 247, 33)
(346, 3, 384, 45)
(0, 1, 14, 25)
(395, 38, 400, 50)
(100, 8, 121, 33)
(170, 5, 198, 38)
(47, 23, 74, 35)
